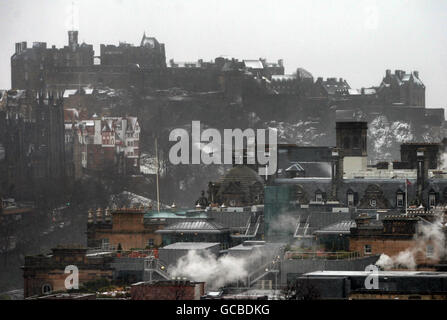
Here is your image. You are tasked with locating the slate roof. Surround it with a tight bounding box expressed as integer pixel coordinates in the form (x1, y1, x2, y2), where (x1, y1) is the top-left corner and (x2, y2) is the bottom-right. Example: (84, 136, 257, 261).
(160, 242, 220, 250)
(314, 220, 356, 234)
(156, 219, 229, 234)
(207, 211, 251, 230)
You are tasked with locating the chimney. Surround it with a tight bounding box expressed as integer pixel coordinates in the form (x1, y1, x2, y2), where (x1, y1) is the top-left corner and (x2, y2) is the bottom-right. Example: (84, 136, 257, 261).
(416, 148, 428, 205)
(278, 59, 284, 67)
(386, 69, 391, 77)
(336, 122, 368, 157)
(96, 207, 103, 223)
(414, 71, 419, 79)
(88, 209, 94, 224)
(330, 148, 343, 201)
(105, 207, 111, 223)
(15, 43, 21, 54)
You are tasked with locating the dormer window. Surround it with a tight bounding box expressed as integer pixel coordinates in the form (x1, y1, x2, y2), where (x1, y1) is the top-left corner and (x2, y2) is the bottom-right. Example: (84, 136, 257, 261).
(396, 191, 404, 207)
(347, 190, 355, 206)
(315, 190, 323, 203)
(429, 191, 436, 207)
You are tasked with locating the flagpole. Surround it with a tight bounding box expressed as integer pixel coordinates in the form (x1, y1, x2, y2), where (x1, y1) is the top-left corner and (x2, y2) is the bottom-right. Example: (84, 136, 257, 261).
(155, 137, 160, 213)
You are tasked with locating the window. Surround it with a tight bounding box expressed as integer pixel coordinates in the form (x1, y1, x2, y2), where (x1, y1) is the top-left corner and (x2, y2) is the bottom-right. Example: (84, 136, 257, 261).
(425, 244, 435, 258)
(426, 245, 434, 258)
(347, 192, 354, 206)
(315, 192, 323, 203)
(101, 238, 109, 249)
(397, 193, 404, 207)
(429, 193, 436, 207)
(148, 239, 154, 247)
(364, 244, 372, 255)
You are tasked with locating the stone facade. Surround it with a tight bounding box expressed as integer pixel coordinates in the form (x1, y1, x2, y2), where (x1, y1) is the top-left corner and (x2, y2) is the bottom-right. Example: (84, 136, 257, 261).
(22, 247, 114, 298)
(0, 90, 66, 201)
(87, 208, 165, 250)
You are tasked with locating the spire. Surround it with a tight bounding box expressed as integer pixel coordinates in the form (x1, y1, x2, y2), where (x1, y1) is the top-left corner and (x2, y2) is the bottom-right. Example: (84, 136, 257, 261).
(141, 31, 148, 47)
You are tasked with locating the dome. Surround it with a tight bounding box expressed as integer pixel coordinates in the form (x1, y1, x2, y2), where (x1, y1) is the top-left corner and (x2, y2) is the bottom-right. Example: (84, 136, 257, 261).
(217, 165, 264, 206)
(219, 165, 264, 186)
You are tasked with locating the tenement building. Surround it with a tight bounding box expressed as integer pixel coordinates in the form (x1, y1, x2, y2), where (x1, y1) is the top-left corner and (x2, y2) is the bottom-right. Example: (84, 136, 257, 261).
(0, 90, 66, 201)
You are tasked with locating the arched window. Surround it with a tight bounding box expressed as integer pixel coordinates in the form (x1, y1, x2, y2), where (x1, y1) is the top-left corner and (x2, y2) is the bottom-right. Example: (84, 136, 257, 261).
(347, 189, 355, 206)
(315, 190, 324, 203)
(429, 190, 437, 208)
(42, 283, 52, 295)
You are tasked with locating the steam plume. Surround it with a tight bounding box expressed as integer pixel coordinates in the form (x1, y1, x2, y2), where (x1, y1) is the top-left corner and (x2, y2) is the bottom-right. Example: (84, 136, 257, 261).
(169, 250, 249, 289)
(376, 216, 446, 270)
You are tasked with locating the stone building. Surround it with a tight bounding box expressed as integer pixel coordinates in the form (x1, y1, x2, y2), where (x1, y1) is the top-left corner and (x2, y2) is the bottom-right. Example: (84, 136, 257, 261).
(100, 32, 166, 68)
(11, 31, 94, 91)
(86, 208, 212, 250)
(76, 115, 141, 175)
(207, 165, 265, 207)
(377, 69, 425, 106)
(0, 90, 66, 201)
(87, 206, 263, 251)
(22, 246, 114, 298)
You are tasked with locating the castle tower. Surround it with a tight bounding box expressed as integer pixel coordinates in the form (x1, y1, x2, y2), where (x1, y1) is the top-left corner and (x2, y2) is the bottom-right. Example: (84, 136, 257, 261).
(68, 30, 78, 51)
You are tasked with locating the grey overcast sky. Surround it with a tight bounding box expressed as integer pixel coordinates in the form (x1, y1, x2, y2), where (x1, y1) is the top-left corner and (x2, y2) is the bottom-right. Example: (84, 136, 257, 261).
(0, 0, 446, 108)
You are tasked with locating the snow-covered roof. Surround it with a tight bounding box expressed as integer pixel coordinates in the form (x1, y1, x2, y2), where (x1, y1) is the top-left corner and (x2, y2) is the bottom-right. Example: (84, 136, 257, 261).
(83, 87, 93, 95)
(272, 74, 296, 81)
(243, 60, 264, 70)
(63, 89, 77, 98)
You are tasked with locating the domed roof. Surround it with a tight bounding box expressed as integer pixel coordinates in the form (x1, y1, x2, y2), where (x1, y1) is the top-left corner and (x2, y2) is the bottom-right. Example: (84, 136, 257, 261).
(219, 165, 264, 185)
(218, 165, 264, 199)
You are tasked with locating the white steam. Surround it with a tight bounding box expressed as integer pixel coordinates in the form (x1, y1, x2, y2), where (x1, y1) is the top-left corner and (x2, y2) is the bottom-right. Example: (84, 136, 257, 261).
(168, 250, 249, 289)
(376, 217, 446, 270)
(441, 153, 447, 170)
(268, 214, 299, 234)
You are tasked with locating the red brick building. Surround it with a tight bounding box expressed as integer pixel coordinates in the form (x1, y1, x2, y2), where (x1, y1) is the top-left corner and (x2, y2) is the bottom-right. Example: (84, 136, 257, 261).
(349, 213, 445, 268)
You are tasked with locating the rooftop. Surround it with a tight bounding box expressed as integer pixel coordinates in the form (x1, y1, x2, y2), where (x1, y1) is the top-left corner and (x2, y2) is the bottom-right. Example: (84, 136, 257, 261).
(156, 220, 228, 234)
(314, 220, 356, 235)
(160, 242, 220, 250)
(304, 270, 447, 278)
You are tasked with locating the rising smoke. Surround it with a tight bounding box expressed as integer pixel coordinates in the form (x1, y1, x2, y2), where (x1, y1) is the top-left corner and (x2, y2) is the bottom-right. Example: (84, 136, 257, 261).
(168, 246, 275, 289)
(268, 214, 299, 235)
(376, 216, 446, 270)
(168, 250, 250, 289)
